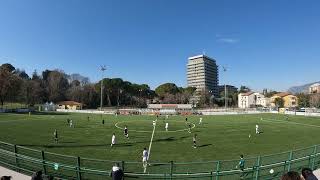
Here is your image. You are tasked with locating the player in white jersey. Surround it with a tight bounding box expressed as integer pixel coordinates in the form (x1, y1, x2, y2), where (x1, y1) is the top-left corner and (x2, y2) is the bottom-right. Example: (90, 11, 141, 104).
(256, 124, 260, 134)
(166, 115, 169, 119)
(153, 120, 156, 127)
(165, 122, 169, 131)
(111, 133, 116, 147)
(142, 148, 149, 168)
(69, 119, 73, 128)
(199, 117, 203, 125)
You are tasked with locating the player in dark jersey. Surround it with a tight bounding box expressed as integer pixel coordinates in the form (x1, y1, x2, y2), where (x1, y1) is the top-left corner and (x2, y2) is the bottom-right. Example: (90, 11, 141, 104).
(124, 126, 129, 139)
(54, 129, 58, 143)
(193, 134, 197, 148)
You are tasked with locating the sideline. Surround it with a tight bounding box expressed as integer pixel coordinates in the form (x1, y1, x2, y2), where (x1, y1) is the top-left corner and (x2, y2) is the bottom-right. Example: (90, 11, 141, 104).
(144, 120, 157, 173)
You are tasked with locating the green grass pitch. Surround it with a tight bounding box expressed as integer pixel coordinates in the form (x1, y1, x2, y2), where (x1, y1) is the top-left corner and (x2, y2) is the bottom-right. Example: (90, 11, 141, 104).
(0, 112, 320, 163)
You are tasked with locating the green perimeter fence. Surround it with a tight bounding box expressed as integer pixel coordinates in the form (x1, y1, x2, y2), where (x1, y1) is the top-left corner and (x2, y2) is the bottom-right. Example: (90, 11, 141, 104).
(0, 141, 320, 179)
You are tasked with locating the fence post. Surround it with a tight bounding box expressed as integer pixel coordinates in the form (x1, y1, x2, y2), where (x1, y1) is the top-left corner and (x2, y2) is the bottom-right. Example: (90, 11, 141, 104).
(287, 151, 293, 172)
(255, 156, 261, 180)
(170, 161, 173, 180)
(13, 145, 19, 172)
(76, 156, 81, 180)
(311, 145, 318, 170)
(121, 161, 125, 180)
(121, 161, 125, 172)
(215, 161, 220, 180)
(41, 151, 47, 175)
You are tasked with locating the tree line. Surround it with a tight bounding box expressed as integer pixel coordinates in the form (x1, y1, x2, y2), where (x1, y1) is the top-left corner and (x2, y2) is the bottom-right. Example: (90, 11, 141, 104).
(0, 63, 202, 108)
(0, 63, 258, 109)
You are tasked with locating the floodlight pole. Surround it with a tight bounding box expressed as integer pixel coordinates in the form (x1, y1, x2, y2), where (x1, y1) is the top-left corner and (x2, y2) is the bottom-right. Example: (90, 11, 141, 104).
(100, 66, 107, 111)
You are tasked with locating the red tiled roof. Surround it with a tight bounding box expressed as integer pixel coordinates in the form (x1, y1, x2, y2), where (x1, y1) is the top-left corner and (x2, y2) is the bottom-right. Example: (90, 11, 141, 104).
(273, 92, 291, 97)
(57, 101, 82, 106)
(240, 92, 254, 96)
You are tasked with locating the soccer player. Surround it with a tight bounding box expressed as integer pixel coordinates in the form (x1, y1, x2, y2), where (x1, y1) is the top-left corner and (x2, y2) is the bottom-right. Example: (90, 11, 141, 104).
(53, 129, 58, 143)
(166, 115, 169, 119)
(111, 133, 116, 147)
(185, 117, 188, 122)
(142, 148, 149, 169)
(255, 124, 260, 134)
(286, 115, 289, 121)
(124, 126, 129, 139)
(188, 124, 192, 133)
(238, 155, 245, 177)
(69, 119, 73, 128)
(193, 134, 197, 148)
(199, 117, 203, 125)
(87, 116, 90, 122)
(165, 122, 169, 131)
(102, 119, 105, 125)
(153, 120, 156, 127)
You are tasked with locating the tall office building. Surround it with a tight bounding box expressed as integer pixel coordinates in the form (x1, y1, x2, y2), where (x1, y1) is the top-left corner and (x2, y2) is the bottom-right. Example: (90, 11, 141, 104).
(187, 55, 219, 97)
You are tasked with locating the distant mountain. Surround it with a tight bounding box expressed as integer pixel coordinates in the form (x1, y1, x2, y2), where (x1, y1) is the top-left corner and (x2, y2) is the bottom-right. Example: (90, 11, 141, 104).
(288, 81, 320, 94)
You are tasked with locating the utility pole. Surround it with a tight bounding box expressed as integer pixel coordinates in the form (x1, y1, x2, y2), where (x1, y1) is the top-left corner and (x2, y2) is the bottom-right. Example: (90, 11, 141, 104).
(100, 65, 107, 111)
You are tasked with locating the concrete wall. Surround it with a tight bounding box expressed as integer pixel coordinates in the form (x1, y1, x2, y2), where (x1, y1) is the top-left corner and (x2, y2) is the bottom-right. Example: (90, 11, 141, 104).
(56, 109, 116, 114)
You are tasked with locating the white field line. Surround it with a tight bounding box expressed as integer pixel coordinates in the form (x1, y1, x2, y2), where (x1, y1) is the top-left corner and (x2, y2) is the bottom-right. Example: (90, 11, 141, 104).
(114, 120, 196, 133)
(144, 120, 157, 173)
(261, 118, 320, 128)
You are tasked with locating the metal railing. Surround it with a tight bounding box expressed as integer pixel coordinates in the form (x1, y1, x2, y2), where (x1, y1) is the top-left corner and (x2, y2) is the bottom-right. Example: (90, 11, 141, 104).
(0, 141, 319, 179)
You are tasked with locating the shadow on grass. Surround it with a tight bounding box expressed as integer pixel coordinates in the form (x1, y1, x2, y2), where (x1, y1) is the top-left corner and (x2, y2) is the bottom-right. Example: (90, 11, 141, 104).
(19, 142, 133, 148)
(198, 144, 212, 148)
(17, 135, 193, 149)
(30, 112, 70, 116)
(5, 111, 70, 116)
(154, 137, 175, 142)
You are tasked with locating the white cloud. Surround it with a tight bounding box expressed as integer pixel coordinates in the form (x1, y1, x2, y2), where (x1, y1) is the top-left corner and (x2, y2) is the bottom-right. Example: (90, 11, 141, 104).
(217, 38, 239, 44)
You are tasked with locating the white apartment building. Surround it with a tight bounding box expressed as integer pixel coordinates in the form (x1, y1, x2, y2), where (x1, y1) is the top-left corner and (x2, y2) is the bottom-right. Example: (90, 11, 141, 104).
(238, 92, 270, 108)
(309, 83, 320, 94)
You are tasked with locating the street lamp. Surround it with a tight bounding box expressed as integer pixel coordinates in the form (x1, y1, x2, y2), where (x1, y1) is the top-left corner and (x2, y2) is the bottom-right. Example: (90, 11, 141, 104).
(100, 65, 107, 111)
(209, 90, 214, 107)
(223, 66, 228, 110)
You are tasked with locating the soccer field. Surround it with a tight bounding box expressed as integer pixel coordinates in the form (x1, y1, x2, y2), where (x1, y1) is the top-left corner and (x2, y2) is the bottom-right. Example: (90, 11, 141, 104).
(1, 112, 320, 163)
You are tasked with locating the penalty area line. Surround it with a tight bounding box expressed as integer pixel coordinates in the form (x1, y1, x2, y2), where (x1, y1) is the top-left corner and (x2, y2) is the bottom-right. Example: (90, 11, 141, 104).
(261, 118, 320, 128)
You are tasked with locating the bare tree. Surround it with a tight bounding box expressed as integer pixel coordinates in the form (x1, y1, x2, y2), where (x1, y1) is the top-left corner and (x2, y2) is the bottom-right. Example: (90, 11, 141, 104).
(310, 94, 320, 108)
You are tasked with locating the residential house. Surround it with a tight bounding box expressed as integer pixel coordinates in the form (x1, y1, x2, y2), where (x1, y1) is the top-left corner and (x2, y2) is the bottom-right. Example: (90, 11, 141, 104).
(271, 92, 298, 108)
(57, 101, 83, 110)
(309, 83, 320, 94)
(238, 92, 267, 108)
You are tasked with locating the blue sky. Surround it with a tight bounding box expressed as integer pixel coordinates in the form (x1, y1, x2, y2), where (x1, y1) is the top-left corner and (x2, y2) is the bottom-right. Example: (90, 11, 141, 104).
(0, 0, 320, 91)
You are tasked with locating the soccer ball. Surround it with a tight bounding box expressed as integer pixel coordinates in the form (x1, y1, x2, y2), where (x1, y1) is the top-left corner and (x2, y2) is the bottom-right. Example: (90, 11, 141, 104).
(269, 169, 274, 174)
